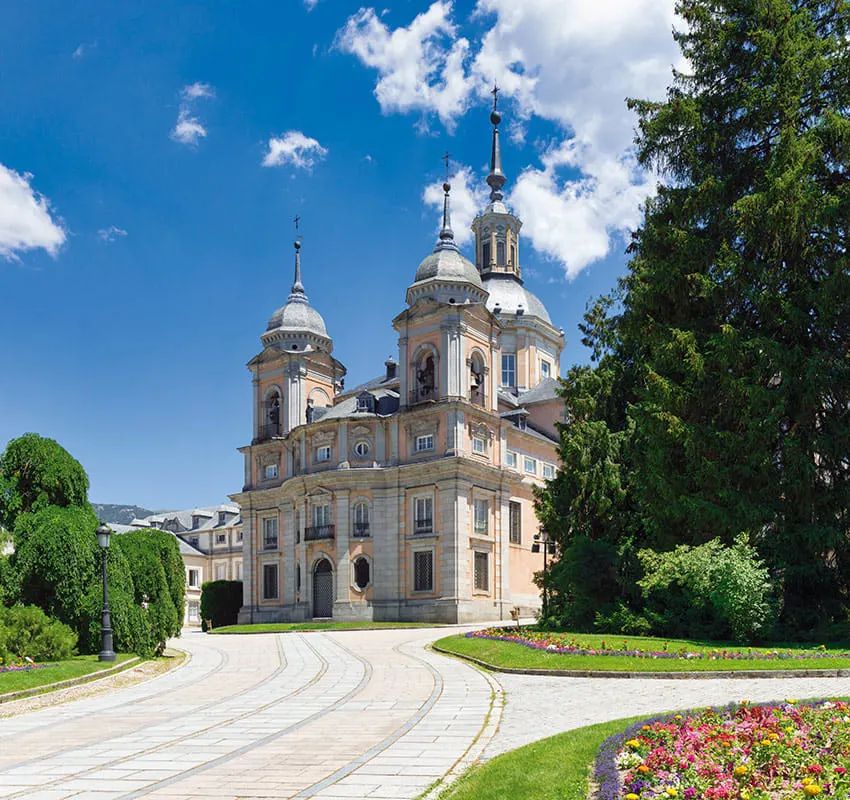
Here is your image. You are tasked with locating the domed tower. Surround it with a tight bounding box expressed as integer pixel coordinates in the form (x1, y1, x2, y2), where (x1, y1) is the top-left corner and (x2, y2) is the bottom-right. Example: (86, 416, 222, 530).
(472, 87, 564, 393)
(251, 238, 345, 438)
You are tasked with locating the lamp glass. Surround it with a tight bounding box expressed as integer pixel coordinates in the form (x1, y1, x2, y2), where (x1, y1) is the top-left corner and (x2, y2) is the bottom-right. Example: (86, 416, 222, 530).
(96, 525, 112, 549)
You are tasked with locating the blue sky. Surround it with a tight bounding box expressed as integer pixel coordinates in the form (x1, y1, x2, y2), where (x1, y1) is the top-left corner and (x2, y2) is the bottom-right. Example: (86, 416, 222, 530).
(0, 0, 680, 510)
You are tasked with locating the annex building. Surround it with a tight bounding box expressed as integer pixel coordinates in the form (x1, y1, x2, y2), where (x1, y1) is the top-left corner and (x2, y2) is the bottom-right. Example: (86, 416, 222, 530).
(232, 101, 564, 624)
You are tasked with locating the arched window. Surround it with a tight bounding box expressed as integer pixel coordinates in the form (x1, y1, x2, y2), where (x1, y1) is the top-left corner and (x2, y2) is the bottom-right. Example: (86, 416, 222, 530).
(482, 241, 491, 268)
(510, 244, 516, 268)
(496, 240, 506, 266)
(264, 390, 281, 437)
(353, 502, 370, 537)
(415, 353, 436, 402)
(469, 352, 486, 407)
(353, 557, 371, 591)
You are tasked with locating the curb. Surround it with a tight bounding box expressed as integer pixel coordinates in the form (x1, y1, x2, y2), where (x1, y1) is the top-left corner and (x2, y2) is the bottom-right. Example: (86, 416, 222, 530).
(0, 656, 141, 704)
(209, 624, 458, 635)
(430, 643, 850, 680)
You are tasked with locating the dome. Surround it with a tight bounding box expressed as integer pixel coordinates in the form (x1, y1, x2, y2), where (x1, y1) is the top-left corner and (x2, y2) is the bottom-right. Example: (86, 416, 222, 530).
(414, 248, 483, 288)
(484, 274, 552, 324)
(267, 295, 328, 337)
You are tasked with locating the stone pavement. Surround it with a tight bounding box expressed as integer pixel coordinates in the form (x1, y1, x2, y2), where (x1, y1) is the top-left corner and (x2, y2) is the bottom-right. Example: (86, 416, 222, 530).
(2, 626, 849, 799)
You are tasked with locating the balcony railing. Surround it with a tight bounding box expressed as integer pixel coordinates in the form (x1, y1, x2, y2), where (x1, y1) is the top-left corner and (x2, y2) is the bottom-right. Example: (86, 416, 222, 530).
(305, 524, 335, 541)
(414, 518, 433, 535)
(255, 423, 282, 443)
(352, 522, 371, 538)
(409, 386, 436, 405)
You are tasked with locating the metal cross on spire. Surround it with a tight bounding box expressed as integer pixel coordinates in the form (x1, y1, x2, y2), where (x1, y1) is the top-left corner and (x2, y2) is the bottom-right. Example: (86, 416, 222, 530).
(442, 151, 451, 183)
(294, 214, 301, 232)
(491, 81, 499, 111)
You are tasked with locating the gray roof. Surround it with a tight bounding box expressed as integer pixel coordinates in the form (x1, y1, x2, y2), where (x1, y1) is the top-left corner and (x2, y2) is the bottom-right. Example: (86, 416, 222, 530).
(140, 503, 241, 534)
(484, 274, 552, 324)
(339, 373, 400, 399)
(267, 296, 328, 338)
(518, 377, 560, 405)
(413, 248, 483, 288)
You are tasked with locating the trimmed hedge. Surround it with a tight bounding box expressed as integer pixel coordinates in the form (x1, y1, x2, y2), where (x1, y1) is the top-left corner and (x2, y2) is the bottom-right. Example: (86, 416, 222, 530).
(200, 581, 243, 631)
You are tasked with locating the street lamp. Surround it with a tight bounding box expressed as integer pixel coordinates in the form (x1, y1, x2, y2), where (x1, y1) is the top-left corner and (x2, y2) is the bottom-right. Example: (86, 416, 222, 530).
(532, 531, 553, 620)
(95, 522, 116, 662)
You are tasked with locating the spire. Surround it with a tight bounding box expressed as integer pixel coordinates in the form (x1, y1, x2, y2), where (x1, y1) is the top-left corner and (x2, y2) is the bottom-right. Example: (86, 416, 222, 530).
(289, 215, 308, 302)
(435, 152, 458, 253)
(486, 82, 506, 203)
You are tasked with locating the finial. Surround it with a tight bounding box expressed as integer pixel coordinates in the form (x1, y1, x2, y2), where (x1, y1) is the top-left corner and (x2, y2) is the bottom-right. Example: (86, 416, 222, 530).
(435, 153, 458, 253)
(290, 216, 306, 298)
(486, 82, 506, 202)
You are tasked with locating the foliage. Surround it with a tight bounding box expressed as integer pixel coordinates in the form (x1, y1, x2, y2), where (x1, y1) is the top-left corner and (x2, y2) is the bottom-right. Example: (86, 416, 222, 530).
(0, 434, 89, 531)
(0, 604, 77, 663)
(607, 701, 850, 800)
(637, 535, 777, 642)
(537, 0, 850, 637)
(114, 531, 182, 655)
(200, 580, 243, 630)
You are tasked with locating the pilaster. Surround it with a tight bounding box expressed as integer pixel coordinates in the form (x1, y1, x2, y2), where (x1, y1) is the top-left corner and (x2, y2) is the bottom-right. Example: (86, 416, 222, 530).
(282, 500, 296, 606)
(334, 489, 350, 602)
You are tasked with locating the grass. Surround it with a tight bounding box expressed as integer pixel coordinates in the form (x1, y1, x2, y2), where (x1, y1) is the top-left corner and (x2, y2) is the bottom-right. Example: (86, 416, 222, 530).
(0, 653, 136, 695)
(435, 717, 642, 800)
(210, 621, 440, 634)
(434, 630, 850, 673)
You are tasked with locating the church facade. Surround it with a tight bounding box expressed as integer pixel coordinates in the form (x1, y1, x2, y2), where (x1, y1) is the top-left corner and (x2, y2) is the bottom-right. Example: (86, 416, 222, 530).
(231, 102, 564, 624)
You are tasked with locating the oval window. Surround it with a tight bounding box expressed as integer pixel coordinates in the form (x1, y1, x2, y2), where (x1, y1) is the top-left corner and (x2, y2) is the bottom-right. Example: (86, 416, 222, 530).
(353, 441, 370, 457)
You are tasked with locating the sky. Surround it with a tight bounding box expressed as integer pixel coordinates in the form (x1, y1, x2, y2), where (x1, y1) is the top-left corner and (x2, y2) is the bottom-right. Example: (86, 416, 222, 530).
(0, 0, 682, 511)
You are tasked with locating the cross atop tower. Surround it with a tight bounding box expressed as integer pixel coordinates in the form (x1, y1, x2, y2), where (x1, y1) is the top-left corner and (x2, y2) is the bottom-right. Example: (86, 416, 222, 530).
(294, 214, 301, 232)
(442, 151, 451, 183)
(491, 82, 499, 111)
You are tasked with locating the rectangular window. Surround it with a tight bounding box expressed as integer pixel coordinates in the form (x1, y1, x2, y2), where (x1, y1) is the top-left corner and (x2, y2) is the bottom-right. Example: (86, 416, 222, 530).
(509, 501, 522, 545)
(474, 499, 489, 534)
(501, 354, 516, 388)
(262, 517, 278, 550)
(415, 434, 434, 452)
(234, 561, 242, 581)
(541, 360, 551, 379)
(472, 436, 486, 454)
(524, 456, 537, 475)
(413, 550, 434, 592)
(264, 463, 278, 480)
(316, 445, 331, 462)
(414, 496, 433, 534)
(543, 463, 556, 480)
(188, 568, 200, 588)
(497, 240, 506, 266)
(505, 450, 517, 468)
(218, 511, 227, 525)
(215, 533, 226, 544)
(262, 563, 278, 600)
(215, 563, 227, 580)
(312, 504, 331, 527)
(187, 601, 200, 623)
(482, 240, 491, 267)
(236, 529, 243, 542)
(474, 551, 489, 592)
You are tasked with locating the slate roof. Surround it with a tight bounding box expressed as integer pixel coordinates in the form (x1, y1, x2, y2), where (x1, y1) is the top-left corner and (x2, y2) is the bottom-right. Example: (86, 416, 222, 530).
(518, 377, 561, 405)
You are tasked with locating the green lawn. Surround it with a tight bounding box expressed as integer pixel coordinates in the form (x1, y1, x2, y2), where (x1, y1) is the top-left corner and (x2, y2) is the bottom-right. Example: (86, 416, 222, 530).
(0, 653, 136, 695)
(210, 621, 440, 634)
(434, 631, 850, 673)
(435, 717, 642, 800)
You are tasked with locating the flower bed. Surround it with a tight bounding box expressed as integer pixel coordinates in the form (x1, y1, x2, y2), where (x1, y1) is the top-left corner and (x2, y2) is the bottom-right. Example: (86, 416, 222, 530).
(467, 628, 848, 663)
(594, 700, 850, 799)
(0, 662, 46, 674)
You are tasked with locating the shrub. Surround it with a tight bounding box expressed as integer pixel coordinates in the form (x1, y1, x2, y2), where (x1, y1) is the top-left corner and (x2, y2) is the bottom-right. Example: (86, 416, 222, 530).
(0, 604, 77, 663)
(200, 581, 243, 630)
(637, 534, 777, 642)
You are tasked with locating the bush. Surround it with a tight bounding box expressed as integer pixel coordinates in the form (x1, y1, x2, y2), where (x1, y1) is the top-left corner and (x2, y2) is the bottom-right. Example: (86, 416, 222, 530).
(114, 531, 180, 655)
(200, 581, 243, 630)
(637, 534, 777, 643)
(0, 604, 77, 663)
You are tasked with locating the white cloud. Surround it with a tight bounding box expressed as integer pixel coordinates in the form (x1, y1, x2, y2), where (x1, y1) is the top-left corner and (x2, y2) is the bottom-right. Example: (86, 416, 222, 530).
(335, 1, 474, 130)
(422, 166, 486, 245)
(97, 225, 128, 243)
(0, 164, 66, 261)
(339, 0, 681, 277)
(171, 83, 214, 146)
(304, 0, 319, 10)
(262, 131, 328, 170)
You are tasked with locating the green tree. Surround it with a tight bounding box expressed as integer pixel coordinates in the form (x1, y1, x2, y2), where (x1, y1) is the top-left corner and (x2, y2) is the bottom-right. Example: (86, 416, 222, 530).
(0, 434, 89, 531)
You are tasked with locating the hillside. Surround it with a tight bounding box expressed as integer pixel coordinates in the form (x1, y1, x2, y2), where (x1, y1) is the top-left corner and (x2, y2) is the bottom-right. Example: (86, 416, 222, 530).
(91, 503, 155, 525)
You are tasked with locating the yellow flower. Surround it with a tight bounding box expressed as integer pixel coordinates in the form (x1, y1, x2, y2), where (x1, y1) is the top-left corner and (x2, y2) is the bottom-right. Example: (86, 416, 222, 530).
(642, 725, 651, 731)
(787, 698, 797, 705)
(625, 795, 640, 800)
(626, 739, 641, 749)
(802, 778, 813, 786)
(804, 785, 823, 797)
(733, 765, 748, 777)
(740, 791, 751, 800)
(760, 738, 770, 746)
(638, 765, 650, 774)
(665, 789, 678, 798)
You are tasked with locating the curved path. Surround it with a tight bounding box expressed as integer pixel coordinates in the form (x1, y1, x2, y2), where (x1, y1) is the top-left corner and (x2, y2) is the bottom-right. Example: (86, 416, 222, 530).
(1, 628, 849, 799)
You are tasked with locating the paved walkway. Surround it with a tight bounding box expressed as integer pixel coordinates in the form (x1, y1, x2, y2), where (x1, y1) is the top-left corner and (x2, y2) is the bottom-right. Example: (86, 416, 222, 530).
(1, 627, 849, 799)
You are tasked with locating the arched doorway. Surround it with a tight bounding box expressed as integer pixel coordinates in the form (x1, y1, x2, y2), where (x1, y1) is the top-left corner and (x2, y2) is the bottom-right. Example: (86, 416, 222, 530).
(312, 558, 334, 618)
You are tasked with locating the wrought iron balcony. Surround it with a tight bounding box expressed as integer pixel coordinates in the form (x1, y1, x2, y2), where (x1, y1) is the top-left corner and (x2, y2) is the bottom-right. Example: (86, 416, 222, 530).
(352, 522, 371, 538)
(255, 423, 282, 443)
(305, 524, 335, 541)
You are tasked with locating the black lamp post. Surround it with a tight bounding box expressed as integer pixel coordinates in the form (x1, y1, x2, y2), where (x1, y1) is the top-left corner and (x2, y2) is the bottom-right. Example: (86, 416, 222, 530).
(96, 522, 116, 662)
(532, 531, 552, 620)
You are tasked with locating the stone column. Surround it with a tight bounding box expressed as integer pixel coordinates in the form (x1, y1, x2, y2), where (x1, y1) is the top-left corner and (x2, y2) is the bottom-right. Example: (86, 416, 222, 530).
(337, 424, 349, 468)
(334, 489, 350, 610)
(239, 510, 255, 623)
(282, 500, 296, 609)
(252, 370, 260, 439)
(498, 490, 511, 619)
(398, 335, 409, 407)
(372, 487, 400, 620)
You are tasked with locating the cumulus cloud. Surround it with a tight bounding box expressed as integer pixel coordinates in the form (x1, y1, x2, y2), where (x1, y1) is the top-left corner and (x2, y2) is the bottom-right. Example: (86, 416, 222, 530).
(262, 131, 328, 170)
(339, 0, 682, 277)
(304, 0, 319, 9)
(171, 83, 215, 146)
(0, 164, 66, 261)
(97, 225, 128, 243)
(335, 1, 474, 130)
(422, 165, 487, 245)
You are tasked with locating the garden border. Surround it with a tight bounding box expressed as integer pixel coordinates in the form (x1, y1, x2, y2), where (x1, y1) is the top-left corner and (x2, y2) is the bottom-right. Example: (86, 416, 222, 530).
(431, 641, 850, 679)
(0, 656, 141, 704)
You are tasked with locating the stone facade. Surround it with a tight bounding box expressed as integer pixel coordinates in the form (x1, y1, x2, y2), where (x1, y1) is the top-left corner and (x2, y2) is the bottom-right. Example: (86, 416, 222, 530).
(232, 104, 564, 625)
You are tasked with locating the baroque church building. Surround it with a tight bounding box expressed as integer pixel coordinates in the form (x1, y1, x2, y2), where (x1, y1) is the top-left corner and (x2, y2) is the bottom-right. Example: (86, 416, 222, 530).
(232, 102, 564, 623)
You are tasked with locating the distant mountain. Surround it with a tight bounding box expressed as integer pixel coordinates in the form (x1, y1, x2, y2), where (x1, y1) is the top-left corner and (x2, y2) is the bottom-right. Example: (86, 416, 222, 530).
(91, 503, 155, 525)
